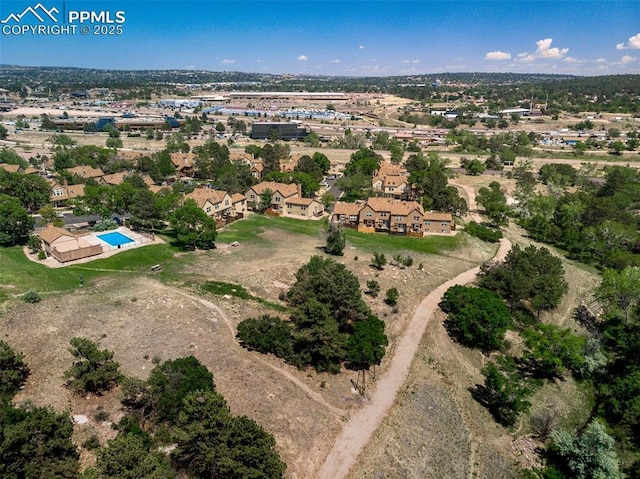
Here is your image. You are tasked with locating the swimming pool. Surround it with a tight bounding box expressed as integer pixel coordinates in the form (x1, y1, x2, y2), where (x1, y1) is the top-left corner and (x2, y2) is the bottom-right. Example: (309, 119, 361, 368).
(97, 231, 135, 247)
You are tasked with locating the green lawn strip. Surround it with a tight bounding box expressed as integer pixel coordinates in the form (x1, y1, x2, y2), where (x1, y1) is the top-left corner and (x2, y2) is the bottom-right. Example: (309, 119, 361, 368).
(344, 228, 462, 255)
(200, 280, 288, 312)
(217, 215, 326, 244)
(0, 244, 181, 297)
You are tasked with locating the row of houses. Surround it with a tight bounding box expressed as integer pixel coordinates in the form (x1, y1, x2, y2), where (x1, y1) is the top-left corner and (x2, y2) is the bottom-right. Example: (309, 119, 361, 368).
(184, 181, 325, 223)
(332, 197, 454, 236)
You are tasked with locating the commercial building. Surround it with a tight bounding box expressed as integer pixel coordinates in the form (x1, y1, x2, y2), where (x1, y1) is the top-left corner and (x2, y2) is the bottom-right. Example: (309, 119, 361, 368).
(250, 122, 308, 140)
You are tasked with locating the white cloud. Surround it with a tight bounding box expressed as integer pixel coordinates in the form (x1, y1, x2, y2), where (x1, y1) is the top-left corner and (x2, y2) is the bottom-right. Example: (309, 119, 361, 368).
(401, 59, 421, 64)
(617, 33, 640, 50)
(220, 59, 235, 64)
(621, 55, 637, 64)
(485, 51, 511, 60)
(359, 45, 365, 50)
(329, 59, 341, 63)
(297, 55, 308, 61)
(594, 58, 607, 63)
(516, 38, 568, 63)
(564, 56, 586, 64)
(256, 59, 263, 63)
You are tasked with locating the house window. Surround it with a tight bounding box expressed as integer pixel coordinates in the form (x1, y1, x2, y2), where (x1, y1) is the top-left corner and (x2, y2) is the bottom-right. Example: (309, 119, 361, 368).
(396, 216, 403, 221)
(301, 206, 307, 210)
(206, 206, 211, 213)
(225, 200, 229, 206)
(380, 211, 387, 217)
(425, 220, 431, 225)
(441, 221, 448, 226)
(275, 196, 281, 202)
(365, 212, 373, 217)
(349, 215, 358, 222)
(215, 204, 219, 209)
(414, 215, 420, 221)
(53, 188, 64, 196)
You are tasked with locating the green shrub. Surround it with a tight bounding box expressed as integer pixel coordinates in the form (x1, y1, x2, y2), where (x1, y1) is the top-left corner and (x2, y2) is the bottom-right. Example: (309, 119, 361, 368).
(37, 250, 46, 260)
(385, 287, 399, 306)
(83, 435, 101, 450)
(465, 221, 503, 243)
(237, 315, 295, 362)
(93, 407, 109, 422)
(22, 289, 41, 303)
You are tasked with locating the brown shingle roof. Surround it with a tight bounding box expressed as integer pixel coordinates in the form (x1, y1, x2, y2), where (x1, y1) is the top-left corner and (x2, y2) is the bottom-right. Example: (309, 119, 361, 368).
(67, 165, 104, 178)
(170, 152, 195, 168)
(184, 188, 229, 208)
(285, 197, 318, 206)
(231, 193, 246, 203)
(424, 211, 453, 222)
(333, 201, 365, 216)
(101, 172, 128, 185)
(50, 182, 86, 201)
(38, 224, 73, 244)
(366, 197, 423, 216)
(0, 163, 21, 173)
(251, 181, 298, 198)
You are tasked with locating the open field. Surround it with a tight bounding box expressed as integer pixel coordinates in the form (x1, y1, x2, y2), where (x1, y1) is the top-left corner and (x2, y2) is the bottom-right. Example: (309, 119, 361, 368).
(1, 206, 497, 478)
(0, 172, 603, 478)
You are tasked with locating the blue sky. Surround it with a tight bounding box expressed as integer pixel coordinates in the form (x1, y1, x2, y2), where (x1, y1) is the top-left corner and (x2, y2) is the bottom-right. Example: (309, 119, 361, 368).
(1, 1, 639, 76)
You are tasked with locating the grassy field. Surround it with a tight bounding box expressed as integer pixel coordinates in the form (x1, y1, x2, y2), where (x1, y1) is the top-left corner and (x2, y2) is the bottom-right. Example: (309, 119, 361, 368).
(218, 214, 462, 255)
(1, 215, 463, 304)
(0, 243, 181, 299)
(217, 214, 328, 243)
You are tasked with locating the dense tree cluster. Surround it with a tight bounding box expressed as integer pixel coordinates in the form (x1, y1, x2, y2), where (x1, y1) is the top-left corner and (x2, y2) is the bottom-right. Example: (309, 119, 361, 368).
(237, 256, 388, 374)
(518, 166, 640, 270)
(479, 244, 568, 316)
(335, 147, 382, 201)
(439, 285, 512, 351)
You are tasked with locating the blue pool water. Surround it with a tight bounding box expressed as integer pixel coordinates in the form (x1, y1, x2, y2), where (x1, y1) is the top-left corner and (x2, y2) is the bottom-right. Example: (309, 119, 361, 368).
(97, 231, 135, 247)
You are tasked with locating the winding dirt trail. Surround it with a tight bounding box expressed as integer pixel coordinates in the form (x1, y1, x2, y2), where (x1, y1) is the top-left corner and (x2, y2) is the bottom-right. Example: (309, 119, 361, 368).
(316, 183, 511, 479)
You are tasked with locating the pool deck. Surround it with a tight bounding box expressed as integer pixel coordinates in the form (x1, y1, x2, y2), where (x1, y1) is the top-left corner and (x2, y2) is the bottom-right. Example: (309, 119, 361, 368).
(27, 227, 165, 268)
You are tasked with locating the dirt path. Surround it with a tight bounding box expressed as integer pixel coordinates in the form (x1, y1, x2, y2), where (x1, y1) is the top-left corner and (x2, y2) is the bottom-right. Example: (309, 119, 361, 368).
(316, 185, 511, 479)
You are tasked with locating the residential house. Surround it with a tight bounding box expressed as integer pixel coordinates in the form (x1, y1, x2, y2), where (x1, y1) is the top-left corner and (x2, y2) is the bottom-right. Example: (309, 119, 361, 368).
(50, 179, 86, 207)
(184, 188, 233, 220)
(371, 162, 411, 199)
(280, 154, 302, 173)
(332, 201, 365, 228)
(66, 165, 104, 180)
(230, 193, 247, 217)
(0, 163, 23, 174)
(423, 211, 455, 234)
(331, 197, 453, 236)
(38, 224, 103, 263)
(99, 172, 128, 186)
(170, 152, 196, 177)
(245, 181, 299, 213)
(116, 150, 148, 165)
(358, 197, 424, 235)
(230, 152, 264, 180)
(284, 197, 324, 218)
